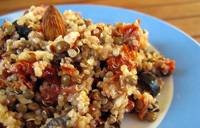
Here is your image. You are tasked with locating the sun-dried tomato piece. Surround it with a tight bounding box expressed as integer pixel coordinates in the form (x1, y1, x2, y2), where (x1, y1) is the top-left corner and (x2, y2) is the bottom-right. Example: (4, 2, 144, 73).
(10, 60, 36, 76)
(107, 45, 137, 72)
(40, 83, 78, 105)
(165, 59, 175, 72)
(10, 60, 61, 90)
(37, 23, 43, 32)
(60, 66, 77, 76)
(119, 19, 141, 39)
(42, 66, 61, 85)
(59, 84, 78, 96)
(40, 84, 60, 105)
(126, 99, 135, 113)
(139, 93, 149, 120)
(10, 60, 36, 90)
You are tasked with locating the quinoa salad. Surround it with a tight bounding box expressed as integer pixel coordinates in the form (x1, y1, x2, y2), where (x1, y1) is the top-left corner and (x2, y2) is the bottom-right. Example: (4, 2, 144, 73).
(0, 5, 175, 128)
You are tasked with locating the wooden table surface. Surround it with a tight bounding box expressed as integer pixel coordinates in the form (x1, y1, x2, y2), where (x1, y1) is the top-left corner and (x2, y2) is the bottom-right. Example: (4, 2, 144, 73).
(0, 0, 199, 44)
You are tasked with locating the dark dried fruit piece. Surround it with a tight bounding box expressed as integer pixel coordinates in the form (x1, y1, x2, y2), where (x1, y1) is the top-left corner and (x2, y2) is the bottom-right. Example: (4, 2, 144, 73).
(13, 20, 31, 40)
(139, 72, 160, 97)
(46, 116, 69, 128)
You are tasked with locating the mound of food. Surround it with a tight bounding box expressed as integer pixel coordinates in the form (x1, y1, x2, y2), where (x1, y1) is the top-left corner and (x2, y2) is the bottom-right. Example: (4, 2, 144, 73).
(0, 5, 175, 128)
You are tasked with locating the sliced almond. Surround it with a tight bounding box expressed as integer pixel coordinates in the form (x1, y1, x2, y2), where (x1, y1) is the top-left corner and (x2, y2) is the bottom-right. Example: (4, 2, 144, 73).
(1, 19, 7, 30)
(42, 5, 66, 41)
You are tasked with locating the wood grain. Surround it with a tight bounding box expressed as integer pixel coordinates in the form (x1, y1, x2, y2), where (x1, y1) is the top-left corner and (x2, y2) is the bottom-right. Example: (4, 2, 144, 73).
(195, 37, 200, 43)
(134, 2, 200, 20)
(0, 0, 199, 44)
(0, 0, 199, 13)
(167, 17, 200, 37)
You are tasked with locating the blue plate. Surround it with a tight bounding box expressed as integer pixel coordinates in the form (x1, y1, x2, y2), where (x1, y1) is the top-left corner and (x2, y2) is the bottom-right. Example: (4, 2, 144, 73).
(0, 4, 200, 128)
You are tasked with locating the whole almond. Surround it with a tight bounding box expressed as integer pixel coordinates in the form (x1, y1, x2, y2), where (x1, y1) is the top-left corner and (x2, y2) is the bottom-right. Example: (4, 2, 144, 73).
(42, 5, 66, 41)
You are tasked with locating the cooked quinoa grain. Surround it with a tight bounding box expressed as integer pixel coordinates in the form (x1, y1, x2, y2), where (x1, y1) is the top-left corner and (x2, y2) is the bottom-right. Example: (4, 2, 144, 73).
(0, 5, 175, 128)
